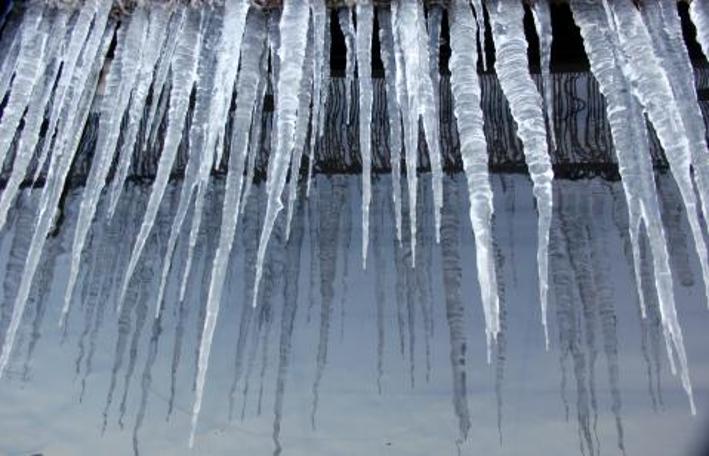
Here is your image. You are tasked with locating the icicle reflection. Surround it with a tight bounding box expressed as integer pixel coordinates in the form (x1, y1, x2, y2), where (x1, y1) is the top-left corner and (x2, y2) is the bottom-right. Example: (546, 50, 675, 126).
(0, 176, 703, 455)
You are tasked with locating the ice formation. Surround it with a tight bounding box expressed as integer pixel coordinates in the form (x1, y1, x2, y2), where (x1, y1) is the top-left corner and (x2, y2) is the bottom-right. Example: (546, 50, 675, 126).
(0, 0, 707, 447)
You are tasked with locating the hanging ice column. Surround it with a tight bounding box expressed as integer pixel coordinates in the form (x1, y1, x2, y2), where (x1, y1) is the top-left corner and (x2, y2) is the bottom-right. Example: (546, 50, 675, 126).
(641, 0, 709, 309)
(488, 0, 554, 348)
(570, 0, 697, 413)
(252, 0, 311, 309)
(190, 8, 265, 447)
(356, 3, 374, 268)
(378, 6, 404, 243)
(531, 0, 556, 151)
(603, 0, 709, 310)
(62, 8, 149, 325)
(448, 0, 500, 359)
(0, 0, 114, 377)
(392, 0, 445, 265)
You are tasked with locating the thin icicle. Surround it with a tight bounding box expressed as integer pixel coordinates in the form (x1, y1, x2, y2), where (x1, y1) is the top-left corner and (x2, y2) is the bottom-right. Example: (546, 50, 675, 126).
(251, 0, 310, 309)
(338, 7, 355, 123)
(488, 0, 554, 349)
(414, 0, 443, 244)
(62, 9, 149, 326)
(116, 9, 204, 313)
(106, 5, 174, 218)
(470, 0, 487, 71)
(0, 0, 113, 378)
(241, 10, 274, 208)
(357, 2, 374, 268)
(604, 0, 709, 316)
(189, 8, 266, 447)
(571, 0, 696, 414)
(378, 7, 403, 243)
(285, 25, 314, 240)
(391, 2, 418, 265)
(306, 0, 328, 198)
(531, 0, 557, 151)
(448, 0, 500, 356)
(427, 5, 442, 114)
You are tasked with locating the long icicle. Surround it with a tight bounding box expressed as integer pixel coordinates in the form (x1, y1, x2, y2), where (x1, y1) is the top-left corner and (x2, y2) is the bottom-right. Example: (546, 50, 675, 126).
(448, 0, 500, 359)
(392, 1, 419, 265)
(306, 0, 328, 198)
(570, 0, 695, 415)
(488, 0, 554, 349)
(190, 8, 267, 447)
(285, 23, 314, 241)
(0, 0, 113, 378)
(176, 0, 250, 305)
(357, 2, 374, 268)
(62, 8, 149, 326)
(115, 8, 204, 313)
(251, 0, 310, 309)
(642, 0, 709, 307)
(338, 7, 355, 124)
(605, 0, 709, 314)
(105, 4, 174, 219)
(378, 6, 403, 243)
(531, 0, 557, 151)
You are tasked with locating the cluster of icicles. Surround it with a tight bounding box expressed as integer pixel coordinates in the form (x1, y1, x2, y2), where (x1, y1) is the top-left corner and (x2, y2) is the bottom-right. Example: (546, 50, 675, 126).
(0, 0, 708, 447)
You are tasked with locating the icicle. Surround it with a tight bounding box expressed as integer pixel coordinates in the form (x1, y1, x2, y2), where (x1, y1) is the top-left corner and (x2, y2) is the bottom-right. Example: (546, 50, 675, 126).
(378, 7, 403, 243)
(414, 1, 443, 244)
(470, 0, 487, 71)
(115, 8, 204, 313)
(488, 0, 554, 349)
(251, 0, 311, 310)
(177, 1, 251, 312)
(571, 0, 696, 414)
(531, 0, 557, 151)
(0, 19, 22, 102)
(0, 10, 68, 229)
(210, 0, 252, 167)
(357, 2, 374, 268)
(391, 2, 418, 265)
(240, 11, 274, 209)
(31, 4, 103, 186)
(642, 0, 709, 299)
(338, 7, 355, 123)
(605, 0, 709, 316)
(189, 8, 266, 447)
(689, 0, 709, 60)
(0, 5, 51, 185)
(62, 9, 149, 326)
(285, 25, 314, 241)
(0, 0, 113, 379)
(427, 5, 443, 113)
(448, 0, 500, 356)
(106, 5, 174, 218)
(306, 0, 328, 198)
